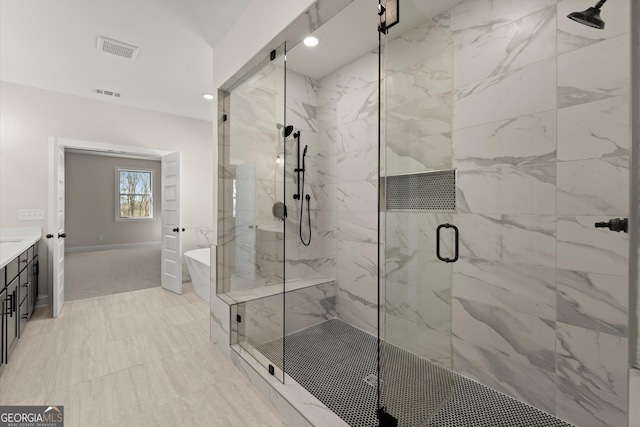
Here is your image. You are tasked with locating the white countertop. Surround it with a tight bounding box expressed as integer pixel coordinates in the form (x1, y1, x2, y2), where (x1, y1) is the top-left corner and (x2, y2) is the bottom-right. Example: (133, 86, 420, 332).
(0, 228, 42, 269)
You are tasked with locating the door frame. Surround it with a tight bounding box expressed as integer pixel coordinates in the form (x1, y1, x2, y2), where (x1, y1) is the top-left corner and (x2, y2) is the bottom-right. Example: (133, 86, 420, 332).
(47, 137, 173, 312)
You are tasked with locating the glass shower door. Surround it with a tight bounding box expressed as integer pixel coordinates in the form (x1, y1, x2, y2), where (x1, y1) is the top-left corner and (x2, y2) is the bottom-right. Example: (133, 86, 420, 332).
(379, 0, 455, 425)
(218, 46, 287, 382)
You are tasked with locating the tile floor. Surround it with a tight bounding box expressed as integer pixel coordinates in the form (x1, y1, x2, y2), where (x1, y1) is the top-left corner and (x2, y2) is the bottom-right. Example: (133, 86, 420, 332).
(0, 283, 288, 427)
(64, 247, 162, 301)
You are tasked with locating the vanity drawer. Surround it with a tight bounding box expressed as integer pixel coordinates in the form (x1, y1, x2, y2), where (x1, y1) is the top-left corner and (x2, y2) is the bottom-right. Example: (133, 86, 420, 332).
(19, 269, 29, 306)
(19, 249, 30, 271)
(5, 258, 19, 283)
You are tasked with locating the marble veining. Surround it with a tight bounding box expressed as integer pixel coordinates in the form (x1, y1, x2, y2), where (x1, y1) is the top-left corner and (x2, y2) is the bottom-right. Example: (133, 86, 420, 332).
(454, 58, 556, 130)
(451, 0, 557, 46)
(557, 96, 630, 161)
(557, 156, 629, 216)
(454, 213, 556, 267)
(457, 163, 556, 214)
(453, 110, 556, 170)
(453, 297, 556, 372)
(558, 35, 630, 109)
(557, 216, 629, 276)
(453, 258, 556, 321)
(557, 269, 628, 337)
(556, 376, 627, 427)
(454, 6, 556, 88)
(452, 337, 557, 414)
(556, 322, 628, 397)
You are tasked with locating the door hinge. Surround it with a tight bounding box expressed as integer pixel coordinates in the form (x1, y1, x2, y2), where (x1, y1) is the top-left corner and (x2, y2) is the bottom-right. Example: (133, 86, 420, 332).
(270, 50, 276, 61)
(236, 314, 242, 323)
(268, 364, 275, 375)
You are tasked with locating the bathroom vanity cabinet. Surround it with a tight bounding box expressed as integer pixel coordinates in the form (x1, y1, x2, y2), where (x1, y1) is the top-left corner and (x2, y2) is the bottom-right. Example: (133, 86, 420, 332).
(0, 241, 39, 375)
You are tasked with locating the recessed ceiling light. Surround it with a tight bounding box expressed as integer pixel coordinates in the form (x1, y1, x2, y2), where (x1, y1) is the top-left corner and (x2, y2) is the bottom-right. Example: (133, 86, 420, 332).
(303, 36, 319, 47)
(202, 93, 214, 100)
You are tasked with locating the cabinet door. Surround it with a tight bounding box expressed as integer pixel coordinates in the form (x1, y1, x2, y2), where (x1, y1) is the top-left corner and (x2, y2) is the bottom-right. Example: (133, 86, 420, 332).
(5, 279, 17, 360)
(32, 256, 39, 309)
(18, 299, 27, 338)
(27, 261, 35, 316)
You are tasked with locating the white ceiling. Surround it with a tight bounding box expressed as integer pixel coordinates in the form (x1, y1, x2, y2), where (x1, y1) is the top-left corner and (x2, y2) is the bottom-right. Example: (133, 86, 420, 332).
(287, 0, 465, 80)
(0, 0, 253, 122)
(1, 0, 463, 121)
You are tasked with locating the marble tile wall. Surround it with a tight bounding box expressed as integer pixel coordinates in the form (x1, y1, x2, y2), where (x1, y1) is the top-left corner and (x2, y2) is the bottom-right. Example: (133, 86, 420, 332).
(317, 47, 379, 335)
(282, 70, 335, 283)
(445, 0, 632, 425)
(219, 1, 634, 426)
(222, 63, 334, 292)
(239, 282, 337, 348)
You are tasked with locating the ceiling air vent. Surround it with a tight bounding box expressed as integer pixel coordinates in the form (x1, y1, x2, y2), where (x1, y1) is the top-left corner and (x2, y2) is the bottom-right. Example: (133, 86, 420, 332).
(94, 88, 121, 98)
(96, 36, 140, 60)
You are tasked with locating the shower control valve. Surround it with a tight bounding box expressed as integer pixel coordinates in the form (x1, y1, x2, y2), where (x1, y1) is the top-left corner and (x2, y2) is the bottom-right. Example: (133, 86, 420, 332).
(594, 218, 628, 233)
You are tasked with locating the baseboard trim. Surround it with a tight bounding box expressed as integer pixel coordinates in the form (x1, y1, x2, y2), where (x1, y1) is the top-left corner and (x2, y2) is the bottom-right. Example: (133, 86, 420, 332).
(65, 241, 161, 253)
(36, 294, 49, 306)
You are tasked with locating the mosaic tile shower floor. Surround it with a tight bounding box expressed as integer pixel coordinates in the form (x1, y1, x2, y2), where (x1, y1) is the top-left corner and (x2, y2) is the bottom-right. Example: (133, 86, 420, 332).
(256, 319, 574, 427)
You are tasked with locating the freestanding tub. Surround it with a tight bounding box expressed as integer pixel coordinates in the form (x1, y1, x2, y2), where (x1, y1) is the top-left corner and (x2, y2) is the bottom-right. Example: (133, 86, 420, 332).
(184, 248, 210, 303)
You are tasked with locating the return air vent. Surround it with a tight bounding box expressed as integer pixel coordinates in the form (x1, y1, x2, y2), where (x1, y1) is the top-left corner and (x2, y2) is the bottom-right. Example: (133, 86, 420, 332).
(94, 88, 121, 98)
(382, 169, 456, 211)
(96, 35, 140, 59)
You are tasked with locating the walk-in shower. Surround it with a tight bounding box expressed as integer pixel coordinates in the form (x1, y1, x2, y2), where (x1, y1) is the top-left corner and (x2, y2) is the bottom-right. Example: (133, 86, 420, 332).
(215, 0, 634, 426)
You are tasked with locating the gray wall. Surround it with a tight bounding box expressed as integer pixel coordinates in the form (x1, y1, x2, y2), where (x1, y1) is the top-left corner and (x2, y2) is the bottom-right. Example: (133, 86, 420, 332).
(64, 152, 161, 249)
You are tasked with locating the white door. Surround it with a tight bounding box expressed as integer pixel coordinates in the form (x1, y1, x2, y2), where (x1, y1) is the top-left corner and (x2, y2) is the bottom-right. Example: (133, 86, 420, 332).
(234, 162, 256, 280)
(49, 139, 66, 317)
(161, 151, 182, 294)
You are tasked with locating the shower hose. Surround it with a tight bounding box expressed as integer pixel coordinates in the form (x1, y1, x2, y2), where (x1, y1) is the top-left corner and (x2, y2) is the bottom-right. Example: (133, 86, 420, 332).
(299, 169, 311, 246)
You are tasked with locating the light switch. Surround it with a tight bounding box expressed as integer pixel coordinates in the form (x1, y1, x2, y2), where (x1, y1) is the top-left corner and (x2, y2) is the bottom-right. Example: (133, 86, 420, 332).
(19, 209, 45, 221)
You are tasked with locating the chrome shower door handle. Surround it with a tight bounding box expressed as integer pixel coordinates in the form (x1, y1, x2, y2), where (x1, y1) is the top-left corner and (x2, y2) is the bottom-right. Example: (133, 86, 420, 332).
(436, 223, 459, 263)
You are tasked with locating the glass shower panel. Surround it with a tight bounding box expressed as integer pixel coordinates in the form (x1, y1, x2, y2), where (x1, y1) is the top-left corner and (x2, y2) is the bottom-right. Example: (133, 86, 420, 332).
(217, 48, 286, 382)
(380, 0, 455, 425)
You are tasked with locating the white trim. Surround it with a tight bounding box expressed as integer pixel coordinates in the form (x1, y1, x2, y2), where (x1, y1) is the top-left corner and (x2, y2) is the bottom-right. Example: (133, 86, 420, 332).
(36, 294, 49, 307)
(65, 241, 161, 253)
(115, 166, 155, 222)
(56, 138, 172, 159)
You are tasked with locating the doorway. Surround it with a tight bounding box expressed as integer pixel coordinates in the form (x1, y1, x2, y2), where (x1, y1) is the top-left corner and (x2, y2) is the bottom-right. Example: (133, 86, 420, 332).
(47, 137, 183, 317)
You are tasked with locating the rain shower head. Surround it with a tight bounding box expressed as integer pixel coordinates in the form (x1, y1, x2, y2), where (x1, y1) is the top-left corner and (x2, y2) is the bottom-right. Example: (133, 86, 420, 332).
(276, 123, 295, 138)
(567, 0, 607, 29)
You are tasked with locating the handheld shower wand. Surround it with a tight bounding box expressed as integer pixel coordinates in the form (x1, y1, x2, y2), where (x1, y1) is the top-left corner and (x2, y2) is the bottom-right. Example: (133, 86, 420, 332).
(291, 130, 311, 246)
(299, 144, 311, 246)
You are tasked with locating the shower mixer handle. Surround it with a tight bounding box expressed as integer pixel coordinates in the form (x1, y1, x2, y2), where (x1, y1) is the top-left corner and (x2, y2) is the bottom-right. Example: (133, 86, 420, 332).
(594, 218, 628, 233)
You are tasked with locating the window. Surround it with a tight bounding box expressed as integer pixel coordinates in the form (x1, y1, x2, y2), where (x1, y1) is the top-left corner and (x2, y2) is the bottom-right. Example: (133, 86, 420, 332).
(116, 168, 154, 221)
